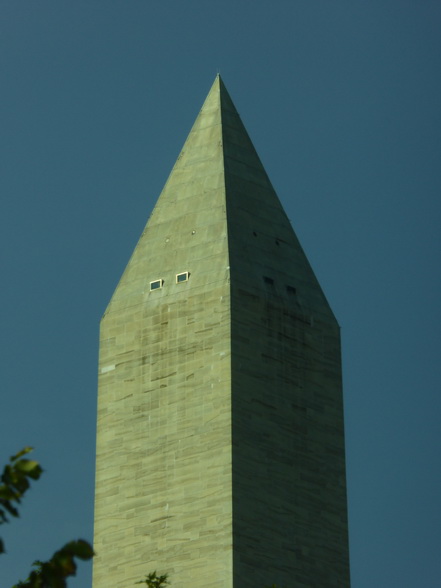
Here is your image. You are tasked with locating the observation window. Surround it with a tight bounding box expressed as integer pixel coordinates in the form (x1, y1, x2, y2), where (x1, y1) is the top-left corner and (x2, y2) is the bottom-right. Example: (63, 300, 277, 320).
(176, 272, 189, 284)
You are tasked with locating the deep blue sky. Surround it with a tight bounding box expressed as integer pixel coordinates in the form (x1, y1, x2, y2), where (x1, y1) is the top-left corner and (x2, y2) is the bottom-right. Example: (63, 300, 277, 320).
(1, 2, 440, 587)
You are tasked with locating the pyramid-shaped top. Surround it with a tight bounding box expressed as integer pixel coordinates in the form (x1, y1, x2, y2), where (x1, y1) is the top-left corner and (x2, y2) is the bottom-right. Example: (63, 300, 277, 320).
(94, 77, 348, 588)
(148, 75, 281, 231)
(106, 75, 333, 322)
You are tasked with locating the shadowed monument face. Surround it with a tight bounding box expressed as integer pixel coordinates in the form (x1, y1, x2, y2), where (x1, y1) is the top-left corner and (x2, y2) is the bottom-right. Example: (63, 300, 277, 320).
(92, 76, 350, 588)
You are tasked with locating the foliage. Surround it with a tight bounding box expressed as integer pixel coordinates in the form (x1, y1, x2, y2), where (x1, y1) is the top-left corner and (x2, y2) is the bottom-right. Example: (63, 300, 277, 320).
(12, 540, 94, 588)
(0, 447, 43, 555)
(136, 571, 169, 587)
(134, 573, 281, 587)
(1, 447, 94, 588)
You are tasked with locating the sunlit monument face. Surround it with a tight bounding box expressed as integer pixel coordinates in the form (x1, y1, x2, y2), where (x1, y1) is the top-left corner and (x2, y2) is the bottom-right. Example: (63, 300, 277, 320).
(92, 76, 350, 588)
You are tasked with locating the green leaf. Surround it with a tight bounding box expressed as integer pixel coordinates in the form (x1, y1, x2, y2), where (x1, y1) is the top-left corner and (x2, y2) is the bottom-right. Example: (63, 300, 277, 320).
(14, 460, 43, 480)
(9, 447, 34, 461)
(62, 539, 95, 560)
(2, 501, 19, 518)
(12, 540, 94, 587)
(136, 571, 169, 587)
(0, 486, 18, 500)
(0, 447, 42, 554)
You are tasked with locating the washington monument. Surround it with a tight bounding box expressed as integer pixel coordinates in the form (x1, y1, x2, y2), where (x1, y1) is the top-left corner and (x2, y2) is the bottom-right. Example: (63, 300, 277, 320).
(93, 76, 350, 587)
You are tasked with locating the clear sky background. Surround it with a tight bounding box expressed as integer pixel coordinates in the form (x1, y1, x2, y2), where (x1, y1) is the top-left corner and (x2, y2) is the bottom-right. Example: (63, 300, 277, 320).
(1, 2, 440, 587)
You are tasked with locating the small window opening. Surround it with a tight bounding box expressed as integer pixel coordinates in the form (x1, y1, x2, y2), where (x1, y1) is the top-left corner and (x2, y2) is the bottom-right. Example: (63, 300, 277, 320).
(176, 272, 189, 284)
(150, 279, 163, 291)
(263, 276, 274, 285)
(275, 239, 280, 246)
(286, 285, 297, 295)
(253, 231, 257, 237)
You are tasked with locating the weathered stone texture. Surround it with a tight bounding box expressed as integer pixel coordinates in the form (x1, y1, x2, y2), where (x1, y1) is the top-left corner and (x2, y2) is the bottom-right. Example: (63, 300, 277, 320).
(93, 76, 350, 588)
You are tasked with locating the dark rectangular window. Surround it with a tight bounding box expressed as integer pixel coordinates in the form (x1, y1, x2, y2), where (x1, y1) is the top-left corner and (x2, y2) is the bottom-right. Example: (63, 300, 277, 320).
(150, 280, 162, 291)
(176, 272, 189, 283)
